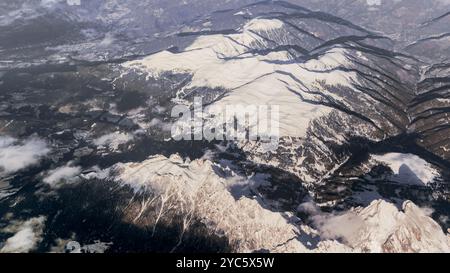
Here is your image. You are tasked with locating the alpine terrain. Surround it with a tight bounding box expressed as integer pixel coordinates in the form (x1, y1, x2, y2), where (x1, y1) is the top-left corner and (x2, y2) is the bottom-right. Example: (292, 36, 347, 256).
(0, 0, 449, 253)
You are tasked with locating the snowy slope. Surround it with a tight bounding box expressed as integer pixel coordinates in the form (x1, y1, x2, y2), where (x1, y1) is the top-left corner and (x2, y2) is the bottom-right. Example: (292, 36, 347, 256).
(350, 200, 450, 253)
(371, 153, 439, 185)
(119, 9, 415, 186)
(101, 155, 450, 253)
(111, 154, 310, 253)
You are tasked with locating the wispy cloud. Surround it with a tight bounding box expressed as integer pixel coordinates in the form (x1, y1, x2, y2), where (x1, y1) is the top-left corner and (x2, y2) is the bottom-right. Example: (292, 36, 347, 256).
(0, 136, 50, 176)
(93, 131, 134, 152)
(43, 162, 81, 188)
(298, 201, 365, 244)
(0, 216, 46, 253)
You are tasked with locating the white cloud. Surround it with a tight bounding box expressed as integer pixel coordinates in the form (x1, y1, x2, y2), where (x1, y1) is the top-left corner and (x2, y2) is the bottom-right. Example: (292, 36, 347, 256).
(0, 216, 46, 253)
(0, 136, 50, 176)
(298, 201, 365, 243)
(66, 0, 81, 6)
(99, 33, 115, 47)
(43, 162, 81, 188)
(312, 212, 365, 243)
(366, 0, 382, 6)
(40, 0, 63, 8)
(93, 131, 134, 151)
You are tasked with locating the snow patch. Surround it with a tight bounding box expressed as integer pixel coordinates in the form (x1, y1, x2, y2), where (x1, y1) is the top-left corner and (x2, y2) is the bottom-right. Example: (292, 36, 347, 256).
(243, 18, 284, 32)
(303, 48, 351, 70)
(371, 153, 438, 185)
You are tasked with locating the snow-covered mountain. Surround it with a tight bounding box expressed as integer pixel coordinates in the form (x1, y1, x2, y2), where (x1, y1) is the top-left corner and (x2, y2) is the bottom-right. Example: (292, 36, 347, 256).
(0, 0, 449, 253)
(116, 1, 449, 203)
(83, 154, 450, 253)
